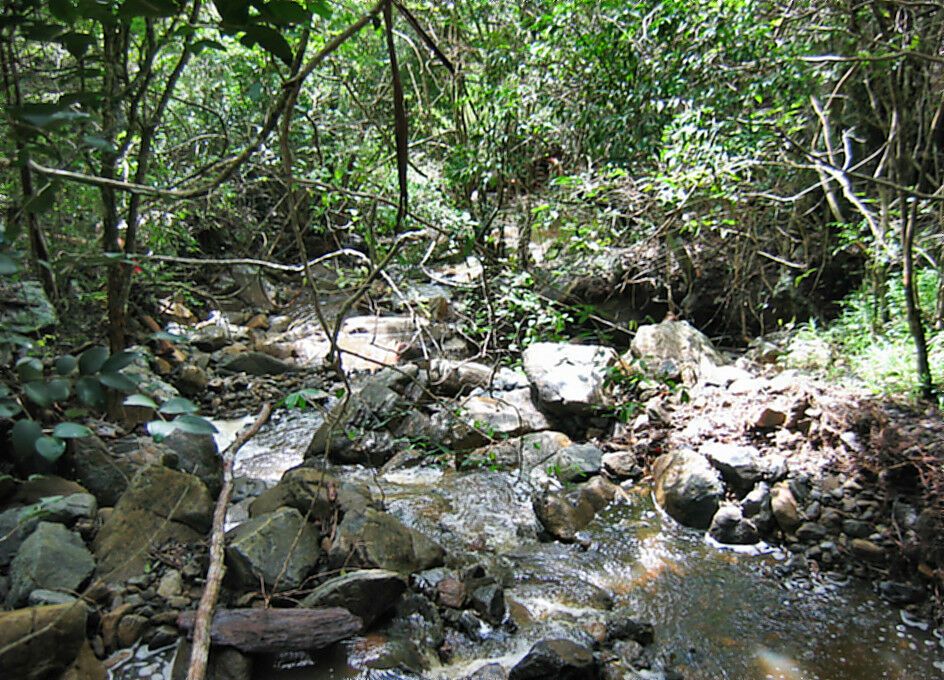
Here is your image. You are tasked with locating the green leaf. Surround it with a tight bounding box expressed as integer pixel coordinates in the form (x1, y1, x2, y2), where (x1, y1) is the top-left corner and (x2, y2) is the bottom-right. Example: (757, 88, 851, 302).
(124, 394, 159, 409)
(75, 376, 105, 410)
(307, 0, 331, 19)
(119, 0, 181, 18)
(240, 25, 293, 65)
(60, 32, 95, 58)
(53, 422, 93, 438)
(24, 184, 58, 215)
(101, 350, 139, 373)
(173, 414, 218, 434)
(23, 381, 54, 407)
(25, 23, 68, 41)
(50, 0, 80, 22)
(12, 419, 42, 456)
(46, 379, 71, 402)
(147, 419, 178, 440)
(264, 0, 309, 24)
(16, 357, 44, 382)
(0, 401, 22, 418)
(82, 135, 117, 153)
(0, 253, 18, 275)
(55, 355, 78, 376)
(35, 436, 66, 462)
(98, 371, 138, 393)
(0, 334, 33, 348)
(158, 397, 199, 415)
(191, 39, 226, 54)
(78, 346, 109, 375)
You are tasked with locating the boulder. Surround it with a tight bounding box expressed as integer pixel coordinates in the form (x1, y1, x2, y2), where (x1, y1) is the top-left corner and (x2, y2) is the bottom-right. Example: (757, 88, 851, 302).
(93, 466, 213, 580)
(708, 505, 759, 545)
(770, 481, 801, 534)
(0, 603, 87, 680)
(249, 467, 372, 521)
(0, 494, 94, 568)
(191, 324, 235, 352)
(534, 477, 618, 542)
(447, 388, 552, 450)
(161, 431, 224, 498)
(225, 507, 320, 591)
(68, 435, 137, 506)
(700, 442, 765, 497)
(509, 639, 599, 680)
(652, 450, 723, 530)
(329, 508, 444, 574)
(523, 343, 618, 415)
(299, 569, 406, 628)
(460, 431, 573, 472)
(428, 359, 528, 396)
(628, 320, 725, 385)
(171, 638, 253, 680)
(604, 610, 654, 645)
(543, 444, 603, 483)
(470, 582, 506, 625)
(7, 522, 95, 608)
(306, 368, 421, 465)
(61, 640, 107, 680)
(175, 364, 209, 396)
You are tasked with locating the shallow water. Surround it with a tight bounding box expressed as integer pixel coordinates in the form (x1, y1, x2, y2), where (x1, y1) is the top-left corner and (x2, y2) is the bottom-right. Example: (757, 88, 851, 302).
(250, 457, 943, 680)
(206, 409, 944, 680)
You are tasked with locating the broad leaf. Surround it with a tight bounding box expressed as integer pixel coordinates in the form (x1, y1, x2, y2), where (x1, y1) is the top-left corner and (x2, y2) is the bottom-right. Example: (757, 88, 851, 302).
(124, 394, 159, 409)
(75, 376, 105, 410)
(78, 346, 109, 375)
(307, 0, 331, 19)
(0, 253, 18, 275)
(60, 32, 95, 58)
(158, 397, 199, 415)
(55, 355, 78, 376)
(23, 381, 54, 407)
(82, 135, 117, 153)
(25, 23, 68, 42)
(24, 184, 58, 214)
(264, 1, 310, 24)
(46, 378, 71, 402)
(241, 25, 293, 65)
(0, 401, 22, 418)
(147, 419, 178, 440)
(101, 349, 139, 373)
(35, 436, 66, 462)
(98, 371, 139, 393)
(173, 414, 219, 434)
(53, 422, 93, 438)
(16, 357, 44, 382)
(50, 0, 80, 22)
(119, 0, 181, 18)
(11, 419, 42, 457)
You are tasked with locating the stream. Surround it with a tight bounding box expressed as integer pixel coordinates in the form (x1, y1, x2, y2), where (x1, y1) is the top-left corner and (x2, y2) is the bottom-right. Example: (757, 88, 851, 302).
(216, 409, 944, 680)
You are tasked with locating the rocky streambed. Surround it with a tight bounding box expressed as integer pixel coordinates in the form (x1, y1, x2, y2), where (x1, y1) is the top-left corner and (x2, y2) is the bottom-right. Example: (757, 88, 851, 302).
(1, 303, 943, 680)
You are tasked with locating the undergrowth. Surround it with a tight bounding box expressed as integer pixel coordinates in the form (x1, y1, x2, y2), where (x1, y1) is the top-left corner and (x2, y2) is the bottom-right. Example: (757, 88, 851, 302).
(786, 269, 943, 405)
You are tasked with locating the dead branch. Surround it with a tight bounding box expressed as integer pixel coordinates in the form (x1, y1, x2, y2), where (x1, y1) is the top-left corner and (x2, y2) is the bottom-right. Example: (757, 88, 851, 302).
(186, 403, 272, 680)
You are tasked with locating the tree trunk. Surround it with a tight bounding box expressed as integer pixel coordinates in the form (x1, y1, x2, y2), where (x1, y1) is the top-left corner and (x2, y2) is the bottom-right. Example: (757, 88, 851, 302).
(902, 198, 935, 400)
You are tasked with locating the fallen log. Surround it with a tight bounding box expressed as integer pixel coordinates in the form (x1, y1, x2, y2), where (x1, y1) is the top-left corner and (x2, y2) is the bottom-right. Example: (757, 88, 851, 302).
(177, 607, 362, 653)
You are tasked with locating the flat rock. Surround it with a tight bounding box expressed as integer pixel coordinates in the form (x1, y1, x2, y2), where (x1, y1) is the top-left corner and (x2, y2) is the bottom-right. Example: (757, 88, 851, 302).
(447, 388, 552, 450)
(544, 444, 603, 483)
(219, 351, 295, 376)
(93, 465, 212, 580)
(523, 343, 618, 415)
(225, 507, 320, 591)
(0, 603, 87, 680)
(7, 522, 95, 608)
(300, 569, 406, 628)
